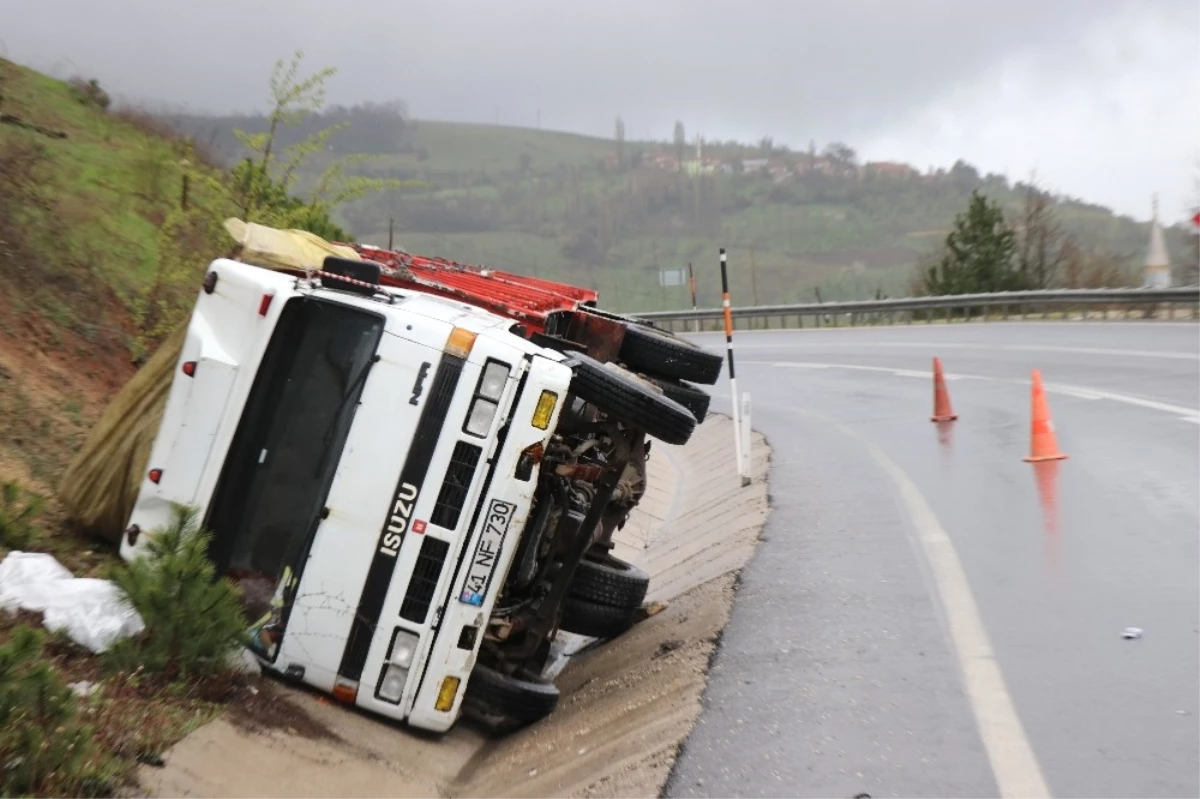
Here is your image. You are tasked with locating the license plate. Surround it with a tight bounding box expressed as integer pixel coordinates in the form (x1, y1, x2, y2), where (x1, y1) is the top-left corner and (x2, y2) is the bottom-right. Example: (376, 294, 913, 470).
(459, 499, 517, 606)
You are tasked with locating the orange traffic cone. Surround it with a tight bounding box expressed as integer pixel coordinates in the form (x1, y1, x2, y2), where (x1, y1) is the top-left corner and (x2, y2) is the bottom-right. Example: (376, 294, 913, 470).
(931, 357, 957, 421)
(1024, 369, 1068, 462)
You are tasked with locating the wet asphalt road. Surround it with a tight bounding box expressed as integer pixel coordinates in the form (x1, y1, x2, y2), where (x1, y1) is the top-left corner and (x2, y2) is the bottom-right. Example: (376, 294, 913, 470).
(665, 322, 1200, 799)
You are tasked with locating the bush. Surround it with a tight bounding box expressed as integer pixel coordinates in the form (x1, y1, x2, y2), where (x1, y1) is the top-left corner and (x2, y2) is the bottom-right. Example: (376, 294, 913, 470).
(67, 77, 110, 111)
(0, 624, 104, 797)
(0, 481, 43, 549)
(107, 505, 247, 678)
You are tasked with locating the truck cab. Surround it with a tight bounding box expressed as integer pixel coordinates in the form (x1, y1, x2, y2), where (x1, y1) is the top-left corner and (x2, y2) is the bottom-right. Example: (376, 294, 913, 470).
(122, 257, 572, 731)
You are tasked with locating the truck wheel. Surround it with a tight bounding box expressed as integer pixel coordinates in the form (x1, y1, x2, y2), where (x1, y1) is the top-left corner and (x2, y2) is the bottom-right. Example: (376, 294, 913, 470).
(619, 324, 724, 385)
(559, 596, 637, 639)
(464, 664, 560, 728)
(569, 354, 696, 445)
(647, 377, 711, 421)
(569, 553, 649, 609)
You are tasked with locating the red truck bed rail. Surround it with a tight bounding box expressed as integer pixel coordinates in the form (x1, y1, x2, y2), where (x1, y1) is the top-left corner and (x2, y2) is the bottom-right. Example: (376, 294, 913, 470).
(348, 244, 599, 333)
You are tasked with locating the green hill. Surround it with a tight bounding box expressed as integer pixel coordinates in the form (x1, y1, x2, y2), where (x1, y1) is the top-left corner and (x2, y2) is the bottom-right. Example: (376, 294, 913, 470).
(167, 105, 1194, 311)
(0, 57, 230, 491)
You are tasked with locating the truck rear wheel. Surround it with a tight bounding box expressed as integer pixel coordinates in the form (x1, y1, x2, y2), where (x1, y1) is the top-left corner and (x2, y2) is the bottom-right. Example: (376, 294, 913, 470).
(619, 324, 724, 385)
(464, 664, 560, 729)
(647, 377, 711, 421)
(559, 596, 637, 639)
(569, 354, 696, 445)
(568, 552, 649, 608)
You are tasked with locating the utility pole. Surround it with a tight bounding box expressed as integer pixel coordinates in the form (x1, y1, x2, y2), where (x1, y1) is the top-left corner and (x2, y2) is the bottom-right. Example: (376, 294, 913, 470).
(750, 246, 759, 306)
(387, 217, 394, 250)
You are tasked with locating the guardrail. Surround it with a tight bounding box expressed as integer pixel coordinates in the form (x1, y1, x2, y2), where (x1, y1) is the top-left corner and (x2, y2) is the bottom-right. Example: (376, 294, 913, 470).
(633, 287, 1200, 332)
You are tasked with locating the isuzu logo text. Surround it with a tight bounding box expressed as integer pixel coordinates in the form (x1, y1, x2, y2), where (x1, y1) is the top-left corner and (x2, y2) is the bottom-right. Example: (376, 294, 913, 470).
(378, 481, 419, 557)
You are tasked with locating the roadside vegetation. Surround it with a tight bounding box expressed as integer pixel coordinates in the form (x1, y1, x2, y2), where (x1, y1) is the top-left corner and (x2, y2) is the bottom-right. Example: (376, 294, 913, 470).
(0, 51, 376, 797)
(913, 187, 1131, 297)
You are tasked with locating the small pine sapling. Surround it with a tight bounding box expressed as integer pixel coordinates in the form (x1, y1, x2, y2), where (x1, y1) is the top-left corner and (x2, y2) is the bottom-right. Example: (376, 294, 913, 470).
(108, 505, 248, 678)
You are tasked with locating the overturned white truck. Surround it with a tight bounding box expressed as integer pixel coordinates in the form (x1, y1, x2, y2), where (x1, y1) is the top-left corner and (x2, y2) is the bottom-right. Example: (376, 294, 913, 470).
(118, 244, 722, 732)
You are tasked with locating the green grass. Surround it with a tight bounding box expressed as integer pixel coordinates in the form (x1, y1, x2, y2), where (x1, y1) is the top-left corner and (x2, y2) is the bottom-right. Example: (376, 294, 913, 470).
(0, 57, 229, 321)
(406, 120, 614, 172)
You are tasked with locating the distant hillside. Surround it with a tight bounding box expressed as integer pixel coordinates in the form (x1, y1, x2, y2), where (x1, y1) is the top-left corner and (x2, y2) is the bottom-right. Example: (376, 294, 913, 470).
(165, 107, 1195, 312)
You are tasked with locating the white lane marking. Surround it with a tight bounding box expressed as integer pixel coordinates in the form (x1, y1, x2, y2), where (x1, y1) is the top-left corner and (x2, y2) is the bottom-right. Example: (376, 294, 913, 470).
(771, 402, 1051, 798)
(729, 341, 1199, 361)
(746, 360, 1200, 423)
(858, 430, 1051, 799)
(757, 360, 972, 381)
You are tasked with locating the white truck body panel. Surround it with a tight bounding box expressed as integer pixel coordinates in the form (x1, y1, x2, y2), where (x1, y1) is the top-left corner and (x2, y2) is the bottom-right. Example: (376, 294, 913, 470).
(121, 258, 572, 731)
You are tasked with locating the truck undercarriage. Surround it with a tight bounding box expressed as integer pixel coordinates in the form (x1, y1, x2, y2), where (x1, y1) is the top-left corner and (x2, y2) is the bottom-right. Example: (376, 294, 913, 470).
(312, 251, 725, 728)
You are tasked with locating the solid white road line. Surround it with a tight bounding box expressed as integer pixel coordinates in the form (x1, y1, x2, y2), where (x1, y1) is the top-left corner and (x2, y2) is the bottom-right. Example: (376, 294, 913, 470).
(745, 360, 1200, 424)
(776, 402, 1052, 798)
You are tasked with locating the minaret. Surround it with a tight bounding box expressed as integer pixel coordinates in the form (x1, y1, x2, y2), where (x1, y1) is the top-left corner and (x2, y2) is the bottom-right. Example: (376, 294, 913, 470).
(1143, 194, 1171, 288)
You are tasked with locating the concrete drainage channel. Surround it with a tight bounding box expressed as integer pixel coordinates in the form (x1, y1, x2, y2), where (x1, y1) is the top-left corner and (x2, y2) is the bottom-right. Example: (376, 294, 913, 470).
(140, 416, 770, 799)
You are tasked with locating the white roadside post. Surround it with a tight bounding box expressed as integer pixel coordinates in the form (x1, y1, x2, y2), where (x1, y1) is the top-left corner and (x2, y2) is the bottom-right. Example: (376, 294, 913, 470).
(719, 248, 752, 487)
(739, 392, 752, 481)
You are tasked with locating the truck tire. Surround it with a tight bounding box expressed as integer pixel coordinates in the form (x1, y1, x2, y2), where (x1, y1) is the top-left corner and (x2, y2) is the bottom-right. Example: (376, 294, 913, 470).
(647, 377, 711, 421)
(619, 324, 724, 385)
(464, 664, 560, 728)
(559, 596, 637, 639)
(568, 553, 649, 609)
(569, 354, 696, 446)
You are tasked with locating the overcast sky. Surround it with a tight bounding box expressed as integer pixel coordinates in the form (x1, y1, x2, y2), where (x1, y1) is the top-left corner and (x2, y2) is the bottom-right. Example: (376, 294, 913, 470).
(2, 0, 1196, 222)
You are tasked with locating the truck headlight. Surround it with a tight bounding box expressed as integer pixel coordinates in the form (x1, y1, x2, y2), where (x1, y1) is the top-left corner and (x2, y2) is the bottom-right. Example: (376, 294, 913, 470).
(378, 664, 408, 704)
(479, 361, 509, 400)
(389, 630, 419, 670)
(378, 629, 419, 704)
(465, 397, 498, 437)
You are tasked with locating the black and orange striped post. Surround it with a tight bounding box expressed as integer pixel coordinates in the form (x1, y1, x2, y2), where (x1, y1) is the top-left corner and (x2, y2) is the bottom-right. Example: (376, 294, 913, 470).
(720, 248, 751, 486)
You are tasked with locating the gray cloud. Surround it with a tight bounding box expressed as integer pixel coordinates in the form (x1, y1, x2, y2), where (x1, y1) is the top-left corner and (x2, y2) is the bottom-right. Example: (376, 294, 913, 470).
(2, 0, 1196, 220)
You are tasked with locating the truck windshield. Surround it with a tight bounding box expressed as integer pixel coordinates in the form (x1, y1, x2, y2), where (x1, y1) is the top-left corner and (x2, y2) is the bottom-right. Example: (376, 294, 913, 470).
(205, 296, 384, 659)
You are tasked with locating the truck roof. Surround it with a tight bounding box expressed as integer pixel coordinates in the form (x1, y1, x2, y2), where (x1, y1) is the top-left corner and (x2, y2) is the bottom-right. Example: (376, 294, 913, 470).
(229, 257, 566, 364)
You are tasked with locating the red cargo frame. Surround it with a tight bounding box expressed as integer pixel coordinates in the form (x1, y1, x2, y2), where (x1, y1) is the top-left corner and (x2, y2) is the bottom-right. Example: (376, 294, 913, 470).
(348, 244, 599, 335)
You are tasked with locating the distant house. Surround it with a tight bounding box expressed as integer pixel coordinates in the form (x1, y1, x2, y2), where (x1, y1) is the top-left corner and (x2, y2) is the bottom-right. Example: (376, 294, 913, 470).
(861, 161, 918, 180)
(743, 157, 769, 173)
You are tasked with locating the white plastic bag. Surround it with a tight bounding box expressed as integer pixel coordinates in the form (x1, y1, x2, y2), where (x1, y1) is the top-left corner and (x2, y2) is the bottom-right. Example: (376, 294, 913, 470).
(0, 551, 145, 653)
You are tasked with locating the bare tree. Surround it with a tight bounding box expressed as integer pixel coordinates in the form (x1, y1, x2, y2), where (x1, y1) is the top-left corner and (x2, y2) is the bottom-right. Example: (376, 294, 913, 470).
(1016, 181, 1065, 288)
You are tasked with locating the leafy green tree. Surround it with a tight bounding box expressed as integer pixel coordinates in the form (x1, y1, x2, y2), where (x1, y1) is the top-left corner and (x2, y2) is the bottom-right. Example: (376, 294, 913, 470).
(195, 50, 415, 239)
(921, 190, 1031, 295)
(108, 505, 248, 679)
